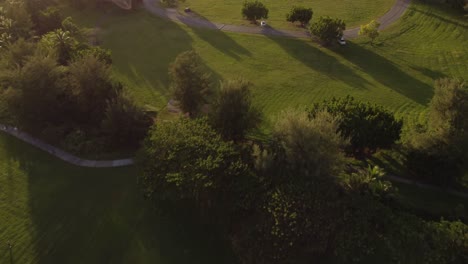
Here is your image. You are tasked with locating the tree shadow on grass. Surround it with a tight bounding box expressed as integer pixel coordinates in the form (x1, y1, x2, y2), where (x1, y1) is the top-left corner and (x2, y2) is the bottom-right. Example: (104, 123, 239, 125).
(0, 133, 236, 264)
(179, 12, 252, 60)
(335, 42, 434, 105)
(262, 27, 372, 90)
(99, 10, 194, 106)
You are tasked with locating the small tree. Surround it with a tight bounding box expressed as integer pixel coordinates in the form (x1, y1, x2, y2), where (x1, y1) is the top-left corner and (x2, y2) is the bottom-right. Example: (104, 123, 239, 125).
(242, 1, 269, 23)
(309, 16, 346, 45)
(359, 20, 380, 44)
(169, 50, 211, 117)
(286, 6, 313, 27)
(210, 78, 261, 141)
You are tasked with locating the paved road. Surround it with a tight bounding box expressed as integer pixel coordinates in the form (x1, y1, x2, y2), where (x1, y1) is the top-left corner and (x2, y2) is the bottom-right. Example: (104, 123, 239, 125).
(0, 124, 134, 168)
(142, 0, 411, 39)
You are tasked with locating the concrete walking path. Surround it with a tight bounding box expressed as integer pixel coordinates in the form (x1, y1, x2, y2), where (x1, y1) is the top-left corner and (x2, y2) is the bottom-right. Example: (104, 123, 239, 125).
(0, 124, 134, 168)
(142, 0, 411, 39)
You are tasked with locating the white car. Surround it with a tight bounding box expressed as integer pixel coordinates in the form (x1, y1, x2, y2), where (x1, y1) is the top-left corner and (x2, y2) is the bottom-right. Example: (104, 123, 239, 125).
(338, 37, 346, 46)
(260, 21, 267, 27)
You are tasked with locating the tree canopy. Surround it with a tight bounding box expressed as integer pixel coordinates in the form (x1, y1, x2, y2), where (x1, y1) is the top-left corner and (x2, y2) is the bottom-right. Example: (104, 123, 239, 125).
(210, 78, 261, 141)
(359, 20, 380, 44)
(309, 96, 402, 154)
(309, 16, 346, 45)
(169, 50, 211, 117)
(286, 6, 313, 26)
(242, 1, 269, 22)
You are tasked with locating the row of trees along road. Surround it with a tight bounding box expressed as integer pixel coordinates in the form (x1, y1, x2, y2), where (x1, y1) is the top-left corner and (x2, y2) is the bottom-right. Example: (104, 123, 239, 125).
(241, 1, 380, 45)
(137, 49, 468, 263)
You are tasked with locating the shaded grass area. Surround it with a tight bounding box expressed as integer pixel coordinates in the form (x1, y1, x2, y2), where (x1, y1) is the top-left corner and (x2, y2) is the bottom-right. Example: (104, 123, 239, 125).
(177, 0, 396, 29)
(394, 182, 468, 221)
(0, 133, 235, 263)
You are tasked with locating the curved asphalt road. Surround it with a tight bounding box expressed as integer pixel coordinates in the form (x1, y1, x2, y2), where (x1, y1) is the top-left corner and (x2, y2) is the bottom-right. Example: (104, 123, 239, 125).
(142, 0, 411, 39)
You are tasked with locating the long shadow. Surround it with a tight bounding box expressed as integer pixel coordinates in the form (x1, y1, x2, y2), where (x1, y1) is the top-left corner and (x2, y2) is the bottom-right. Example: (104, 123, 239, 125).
(409, 4, 468, 30)
(409, 66, 447, 80)
(98, 8, 195, 106)
(335, 42, 434, 105)
(0, 130, 236, 261)
(263, 27, 372, 90)
(179, 12, 252, 60)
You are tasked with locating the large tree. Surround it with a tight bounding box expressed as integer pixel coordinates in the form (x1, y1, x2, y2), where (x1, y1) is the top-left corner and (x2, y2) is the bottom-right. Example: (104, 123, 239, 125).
(309, 96, 402, 155)
(241, 1, 269, 22)
(210, 78, 261, 141)
(309, 16, 346, 45)
(137, 118, 249, 209)
(169, 50, 211, 117)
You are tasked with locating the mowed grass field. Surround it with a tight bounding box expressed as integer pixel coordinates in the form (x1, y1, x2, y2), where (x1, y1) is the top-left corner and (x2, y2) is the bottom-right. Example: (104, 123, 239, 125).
(0, 133, 235, 263)
(68, 1, 467, 126)
(176, 0, 396, 29)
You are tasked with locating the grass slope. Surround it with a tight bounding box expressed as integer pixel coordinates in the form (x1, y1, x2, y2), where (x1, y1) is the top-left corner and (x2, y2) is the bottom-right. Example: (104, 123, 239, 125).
(69, 1, 467, 127)
(0, 133, 234, 263)
(176, 0, 396, 29)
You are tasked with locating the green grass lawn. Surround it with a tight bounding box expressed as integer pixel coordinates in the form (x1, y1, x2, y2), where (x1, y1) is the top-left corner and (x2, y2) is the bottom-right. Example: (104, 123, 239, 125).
(0, 133, 235, 263)
(67, 1, 467, 127)
(175, 0, 396, 29)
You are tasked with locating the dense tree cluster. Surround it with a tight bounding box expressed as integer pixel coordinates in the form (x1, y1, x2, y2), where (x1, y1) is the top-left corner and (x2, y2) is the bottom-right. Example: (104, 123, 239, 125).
(138, 87, 467, 263)
(0, 0, 152, 156)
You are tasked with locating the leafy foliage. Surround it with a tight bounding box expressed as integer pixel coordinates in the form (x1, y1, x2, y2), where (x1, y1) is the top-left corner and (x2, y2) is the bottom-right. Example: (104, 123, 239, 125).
(101, 91, 153, 151)
(137, 118, 249, 208)
(241, 1, 269, 22)
(169, 50, 211, 117)
(359, 20, 380, 44)
(210, 78, 261, 141)
(309, 16, 346, 45)
(309, 96, 403, 155)
(36, 6, 63, 35)
(269, 109, 347, 180)
(286, 6, 313, 26)
(406, 79, 467, 185)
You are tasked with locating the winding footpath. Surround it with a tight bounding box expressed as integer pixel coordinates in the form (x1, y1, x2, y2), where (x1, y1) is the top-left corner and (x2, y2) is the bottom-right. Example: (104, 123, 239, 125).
(142, 0, 411, 39)
(0, 125, 134, 167)
(1, 124, 467, 199)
